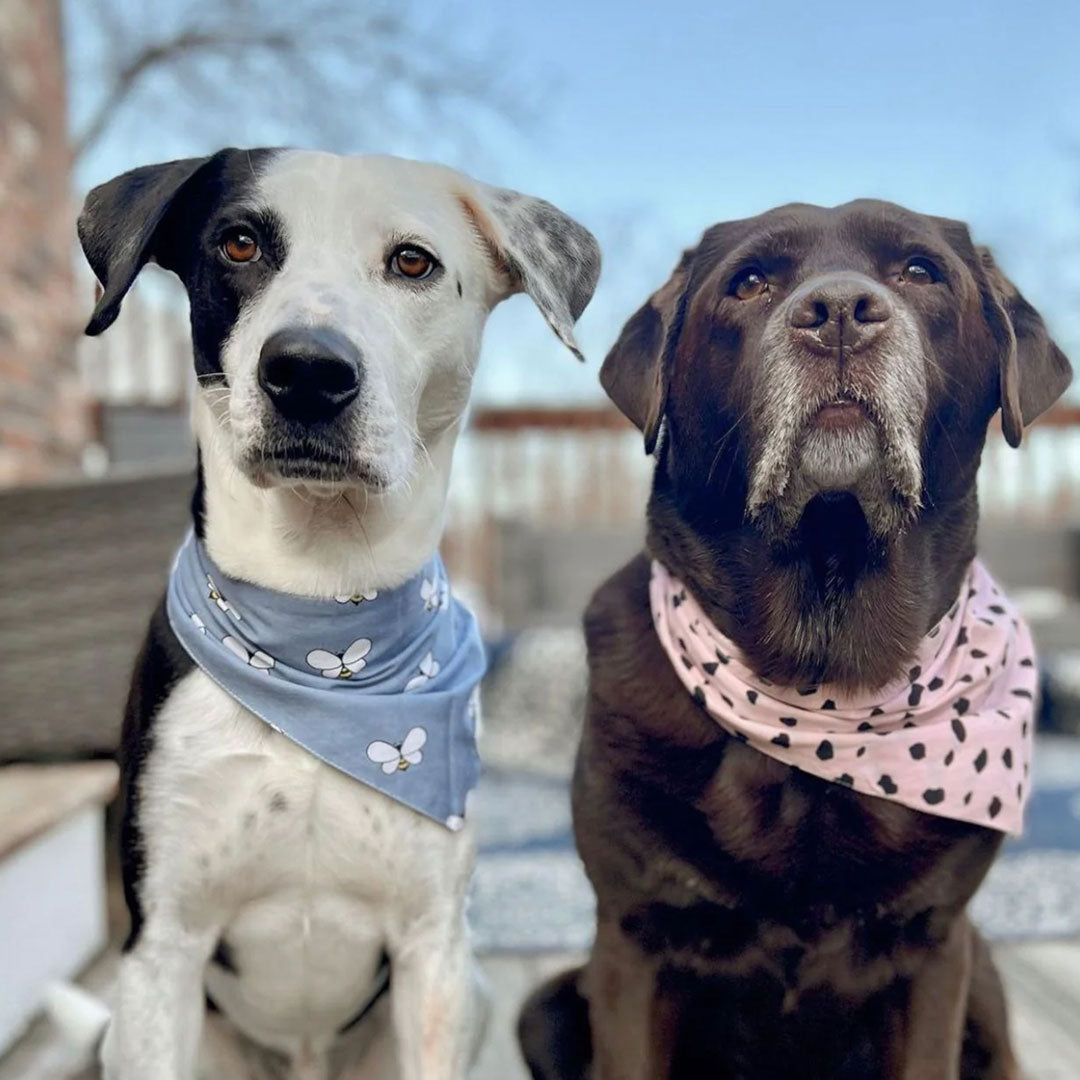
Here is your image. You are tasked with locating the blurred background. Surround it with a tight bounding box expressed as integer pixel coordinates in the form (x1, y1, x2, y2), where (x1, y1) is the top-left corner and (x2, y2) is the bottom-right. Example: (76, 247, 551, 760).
(1, 1, 1080, 1077)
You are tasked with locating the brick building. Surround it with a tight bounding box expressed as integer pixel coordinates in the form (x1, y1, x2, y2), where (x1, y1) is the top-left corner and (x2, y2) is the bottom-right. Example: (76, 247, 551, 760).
(0, 0, 87, 485)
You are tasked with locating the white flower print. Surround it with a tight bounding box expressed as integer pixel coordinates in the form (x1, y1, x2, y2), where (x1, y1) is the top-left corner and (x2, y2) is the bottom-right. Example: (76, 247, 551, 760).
(207, 575, 241, 620)
(366, 726, 427, 774)
(222, 634, 274, 671)
(421, 576, 449, 613)
(306, 638, 372, 679)
(404, 651, 441, 692)
(334, 589, 378, 605)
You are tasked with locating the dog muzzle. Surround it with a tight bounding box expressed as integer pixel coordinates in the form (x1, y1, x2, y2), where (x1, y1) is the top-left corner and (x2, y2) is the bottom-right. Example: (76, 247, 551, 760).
(651, 558, 1037, 835)
(167, 530, 486, 830)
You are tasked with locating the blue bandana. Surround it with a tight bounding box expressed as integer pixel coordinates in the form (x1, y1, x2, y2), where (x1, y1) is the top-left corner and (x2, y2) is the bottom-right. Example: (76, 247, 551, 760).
(165, 530, 486, 830)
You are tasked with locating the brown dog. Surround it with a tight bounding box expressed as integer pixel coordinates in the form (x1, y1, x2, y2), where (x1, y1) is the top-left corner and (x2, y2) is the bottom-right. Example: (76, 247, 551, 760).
(518, 201, 1072, 1080)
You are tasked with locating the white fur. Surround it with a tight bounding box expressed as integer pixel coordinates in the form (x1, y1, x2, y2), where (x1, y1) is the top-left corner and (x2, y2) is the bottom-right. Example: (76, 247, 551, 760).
(90, 151, 596, 1079)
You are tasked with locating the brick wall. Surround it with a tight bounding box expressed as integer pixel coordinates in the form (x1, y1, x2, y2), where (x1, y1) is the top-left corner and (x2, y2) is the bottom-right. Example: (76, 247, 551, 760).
(0, 0, 87, 485)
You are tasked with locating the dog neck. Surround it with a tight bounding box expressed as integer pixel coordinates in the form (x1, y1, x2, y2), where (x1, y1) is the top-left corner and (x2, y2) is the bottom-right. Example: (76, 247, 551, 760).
(192, 399, 459, 598)
(647, 472, 978, 693)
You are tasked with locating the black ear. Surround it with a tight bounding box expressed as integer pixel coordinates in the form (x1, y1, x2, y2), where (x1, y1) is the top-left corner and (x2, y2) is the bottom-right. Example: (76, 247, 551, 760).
(975, 246, 1072, 447)
(600, 248, 693, 453)
(78, 154, 219, 335)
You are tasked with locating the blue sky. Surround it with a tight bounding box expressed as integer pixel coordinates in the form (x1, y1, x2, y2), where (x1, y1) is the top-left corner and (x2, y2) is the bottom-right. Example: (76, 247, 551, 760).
(68, 0, 1080, 403)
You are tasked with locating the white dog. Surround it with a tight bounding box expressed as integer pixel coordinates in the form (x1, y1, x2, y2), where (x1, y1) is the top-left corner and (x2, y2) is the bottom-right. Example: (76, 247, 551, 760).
(62, 148, 600, 1080)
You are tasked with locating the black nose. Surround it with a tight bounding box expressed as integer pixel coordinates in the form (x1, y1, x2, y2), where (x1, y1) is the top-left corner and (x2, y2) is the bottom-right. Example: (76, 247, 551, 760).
(258, 327, 361, 423)
(788, 273, 892, 351)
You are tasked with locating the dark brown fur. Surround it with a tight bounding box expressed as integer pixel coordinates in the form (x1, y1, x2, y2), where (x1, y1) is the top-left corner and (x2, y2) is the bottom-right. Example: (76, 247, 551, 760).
(518, 201, 1071, 1080)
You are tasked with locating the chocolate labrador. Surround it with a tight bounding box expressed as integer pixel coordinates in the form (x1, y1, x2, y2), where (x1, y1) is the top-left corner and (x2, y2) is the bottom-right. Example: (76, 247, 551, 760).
(517, 201, 1072, 1080)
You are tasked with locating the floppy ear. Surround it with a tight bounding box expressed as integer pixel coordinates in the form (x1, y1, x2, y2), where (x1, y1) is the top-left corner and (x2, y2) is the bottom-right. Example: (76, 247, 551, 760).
(457, 184, 601, 360)
(78, 153, 220, 336)
(976, 245, 1072, 448)
(600, 248, 693, 454)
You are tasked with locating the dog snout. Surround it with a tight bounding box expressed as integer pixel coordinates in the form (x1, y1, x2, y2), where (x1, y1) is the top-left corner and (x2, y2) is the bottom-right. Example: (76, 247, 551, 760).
(787, 273, 892, 353)
(258, 327, 362, 424)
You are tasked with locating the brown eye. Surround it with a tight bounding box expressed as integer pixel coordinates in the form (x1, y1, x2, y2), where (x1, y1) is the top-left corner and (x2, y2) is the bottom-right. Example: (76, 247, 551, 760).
(900, 257, 940, 285)
(390, 245, 437, 280)
(221, 230, 260, 264)
(730, 268, 768, 300)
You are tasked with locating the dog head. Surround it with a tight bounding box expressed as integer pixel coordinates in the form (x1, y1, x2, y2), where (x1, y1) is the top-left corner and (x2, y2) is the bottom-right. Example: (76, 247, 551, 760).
(603, 201, 1070, 543)
(79, 149, 600, 493)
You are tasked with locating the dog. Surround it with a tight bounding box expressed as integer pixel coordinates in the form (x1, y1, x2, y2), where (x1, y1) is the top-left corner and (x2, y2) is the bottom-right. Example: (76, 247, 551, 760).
(517, 200, 1071, 1080)
(67, 148, 599, 1080)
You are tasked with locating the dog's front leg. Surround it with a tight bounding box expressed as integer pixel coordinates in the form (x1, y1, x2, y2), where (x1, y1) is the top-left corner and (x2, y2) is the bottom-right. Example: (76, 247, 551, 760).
(582, 919, 677, 1080)
(389, 917, 476, 1080)
(101, 914, 217, 1080)
(883, 916, 974, 1080)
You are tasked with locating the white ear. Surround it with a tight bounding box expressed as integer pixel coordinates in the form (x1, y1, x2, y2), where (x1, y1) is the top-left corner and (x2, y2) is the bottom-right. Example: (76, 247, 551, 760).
(457, 183, 601, 361)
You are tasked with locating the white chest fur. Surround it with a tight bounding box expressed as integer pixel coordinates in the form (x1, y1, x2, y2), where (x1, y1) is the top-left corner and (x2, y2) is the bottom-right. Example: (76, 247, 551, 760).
(136, 669, 476, 1053)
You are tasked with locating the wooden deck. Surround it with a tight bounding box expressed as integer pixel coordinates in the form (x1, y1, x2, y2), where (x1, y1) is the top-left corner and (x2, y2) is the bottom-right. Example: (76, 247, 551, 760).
(2, 943, 1078, 1079)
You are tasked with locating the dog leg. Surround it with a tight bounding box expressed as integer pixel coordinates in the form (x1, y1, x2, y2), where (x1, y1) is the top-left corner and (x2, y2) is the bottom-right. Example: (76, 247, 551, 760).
(101, 917, 216, 1080)
(581, 921, 677, 1080)
(883, 916, 973, 1080)
(960, 930, 1021, 1080)
(388, 919, 476, 1080)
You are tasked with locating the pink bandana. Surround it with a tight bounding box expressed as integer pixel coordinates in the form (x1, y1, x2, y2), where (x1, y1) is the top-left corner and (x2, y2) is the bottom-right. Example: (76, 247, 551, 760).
(650, 559, 1036, 834)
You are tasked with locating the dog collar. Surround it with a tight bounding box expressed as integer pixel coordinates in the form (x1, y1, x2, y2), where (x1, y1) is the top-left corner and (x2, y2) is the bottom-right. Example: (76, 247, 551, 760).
(650, 558, 1036, 835)
(166, 530, 486, 830)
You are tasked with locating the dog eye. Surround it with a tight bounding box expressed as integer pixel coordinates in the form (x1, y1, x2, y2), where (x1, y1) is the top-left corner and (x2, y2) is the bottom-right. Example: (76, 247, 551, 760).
(221, 230, 261, 264)
(899, 257, 940, 285)
(729, 268, 768, 300)
(389, 245, 438, 280)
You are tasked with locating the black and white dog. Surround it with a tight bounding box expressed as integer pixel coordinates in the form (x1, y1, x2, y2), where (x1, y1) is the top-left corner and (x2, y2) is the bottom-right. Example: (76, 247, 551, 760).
(69, 149, 600, 1080)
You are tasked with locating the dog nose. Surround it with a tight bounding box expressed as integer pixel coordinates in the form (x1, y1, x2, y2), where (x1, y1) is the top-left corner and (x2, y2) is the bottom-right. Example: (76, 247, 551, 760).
(788, 273, 892, 351)
(258, 327, 361, 423)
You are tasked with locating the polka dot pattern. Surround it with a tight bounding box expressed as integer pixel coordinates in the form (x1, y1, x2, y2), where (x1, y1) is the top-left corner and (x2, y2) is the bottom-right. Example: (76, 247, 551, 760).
(651, 558, 1037, 836)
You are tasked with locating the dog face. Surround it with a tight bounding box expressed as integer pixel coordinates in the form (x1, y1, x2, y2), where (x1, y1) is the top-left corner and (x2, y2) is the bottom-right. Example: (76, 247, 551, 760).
(603, 201, 1070, 541)
(79, 149, 600, 492)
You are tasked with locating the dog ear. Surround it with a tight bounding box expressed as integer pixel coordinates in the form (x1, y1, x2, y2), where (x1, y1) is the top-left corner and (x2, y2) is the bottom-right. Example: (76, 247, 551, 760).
(78, 153, 221, 336)
(457, 184, 601, 361)
(975, 246, 1072, 448)
(600, 248, 693, 454)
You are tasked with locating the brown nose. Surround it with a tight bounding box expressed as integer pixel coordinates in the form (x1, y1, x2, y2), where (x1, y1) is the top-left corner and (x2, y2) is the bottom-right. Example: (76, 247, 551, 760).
(788, 273, 892, 352)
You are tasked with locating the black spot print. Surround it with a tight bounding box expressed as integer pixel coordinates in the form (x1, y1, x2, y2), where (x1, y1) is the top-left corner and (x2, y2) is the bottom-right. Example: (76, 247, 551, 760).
(909, 665, 922, 682)
(692, 686, 706, 707)
(744, 689, 758, 706)
(821, 699, 836, 710)
(1002, 748, 1013, 769)
(1019, 657, 1033, 668)
(968, 587, 977, 599)
(944, 750, 954, 766)
(798, 686, 818, 696)
(1011, 688, 1033, 700)
(1017, 783, 1023, 800)
(269, 792, 288, 813)
(970, 648, 987, 659)
(903, 721, 917, 729)
(973, 749, 988, 773)
(928, 625, 940, 638)
(721, 694, 734, 708)
(681, 655, 693, 670)
(954, 698, 970, 716)
(1021, 720, 1028, 737)
(858, 721, 873, 732)
(988, 797, 1002, 819)
(928, 677, 943, 691)
(878, 775, 898, 795)
(957, 627, 969, 646)
(456, 279, 463, 297)
(677, 637, 687, 652)
(908, 684, 924, 707)
(870, 707, 884, 716)
(910, 743, 926, 760)
(816, 740, 834, 761)
(963, 792, 973, 805)
(989, 604, 1006, 615)
(923, 788, 946, 806)
(951, 718, 967, 742)
(771, 733, 790, 748)
(780, 716, 798, 727)
(835, 774, 854, 787)
(959, 674, 973, 683)
(857, 746, 866, 757)
(978, 617, 995, 627)
(715, 649, 730, 664)
(702, 661, 718, 675)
